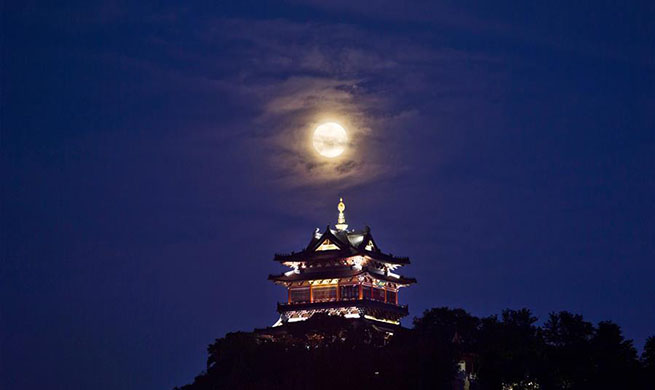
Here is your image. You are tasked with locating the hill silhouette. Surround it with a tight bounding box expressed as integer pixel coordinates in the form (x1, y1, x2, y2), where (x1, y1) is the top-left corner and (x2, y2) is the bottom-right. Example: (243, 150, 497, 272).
(176, 307, 654, 390)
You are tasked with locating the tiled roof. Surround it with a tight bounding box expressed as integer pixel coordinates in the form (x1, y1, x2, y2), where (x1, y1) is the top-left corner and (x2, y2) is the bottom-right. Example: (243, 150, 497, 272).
(274, 225, 411, 265)
(268, 266, 417, 285)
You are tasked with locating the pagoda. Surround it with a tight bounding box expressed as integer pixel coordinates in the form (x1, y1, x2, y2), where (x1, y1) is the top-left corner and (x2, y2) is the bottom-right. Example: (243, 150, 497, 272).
(269, 198, 416, 327)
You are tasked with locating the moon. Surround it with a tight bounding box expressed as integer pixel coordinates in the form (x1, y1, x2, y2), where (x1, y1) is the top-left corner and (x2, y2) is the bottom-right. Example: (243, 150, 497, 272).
(312, 122, 348, 158)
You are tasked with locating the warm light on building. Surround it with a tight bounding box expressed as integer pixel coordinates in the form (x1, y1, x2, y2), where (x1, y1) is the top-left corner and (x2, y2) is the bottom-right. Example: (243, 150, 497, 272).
(268, 198, 416, 327)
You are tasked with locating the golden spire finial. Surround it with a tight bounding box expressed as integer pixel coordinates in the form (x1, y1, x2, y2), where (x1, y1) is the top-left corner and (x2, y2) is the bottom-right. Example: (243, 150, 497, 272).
(336, 197, 348, 231)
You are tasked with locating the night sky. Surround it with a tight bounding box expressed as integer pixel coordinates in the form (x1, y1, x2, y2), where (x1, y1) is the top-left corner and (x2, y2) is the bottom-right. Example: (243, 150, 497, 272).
(2, 2, 654, 389)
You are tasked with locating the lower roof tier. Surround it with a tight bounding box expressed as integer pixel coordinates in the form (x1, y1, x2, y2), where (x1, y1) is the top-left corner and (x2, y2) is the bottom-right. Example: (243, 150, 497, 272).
(268, 266, 416, 286)
(277, 299, 409, 319)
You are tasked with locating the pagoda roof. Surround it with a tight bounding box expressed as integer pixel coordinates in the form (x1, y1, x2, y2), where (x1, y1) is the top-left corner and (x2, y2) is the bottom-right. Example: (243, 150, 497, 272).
(277, 299, 409, 318)
(274, 225, 411, 265)
(268, 266, 417, 286)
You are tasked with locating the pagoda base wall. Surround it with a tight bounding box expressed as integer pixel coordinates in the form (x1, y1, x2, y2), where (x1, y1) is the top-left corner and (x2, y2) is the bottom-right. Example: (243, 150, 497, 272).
(277, 300, 407, 326)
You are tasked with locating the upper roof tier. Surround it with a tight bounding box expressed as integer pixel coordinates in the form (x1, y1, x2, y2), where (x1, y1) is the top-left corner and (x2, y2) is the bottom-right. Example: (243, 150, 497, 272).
(275, 199, 411, 265)
(274, 225, 410, 265)
(274, 197, 411, 267)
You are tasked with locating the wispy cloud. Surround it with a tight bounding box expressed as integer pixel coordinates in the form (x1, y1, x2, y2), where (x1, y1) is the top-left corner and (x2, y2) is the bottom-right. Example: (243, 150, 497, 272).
(64, 12, 503, 191)
(183, 18, 503, 188)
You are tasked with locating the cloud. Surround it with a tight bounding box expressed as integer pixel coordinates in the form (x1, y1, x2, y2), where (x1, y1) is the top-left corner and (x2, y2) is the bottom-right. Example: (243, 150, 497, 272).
(182, 18, 503, 189)
(79, 13, 504, 192)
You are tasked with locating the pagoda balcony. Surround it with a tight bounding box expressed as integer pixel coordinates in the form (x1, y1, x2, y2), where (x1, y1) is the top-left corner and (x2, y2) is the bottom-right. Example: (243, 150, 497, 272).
(277, 298, 409, 316)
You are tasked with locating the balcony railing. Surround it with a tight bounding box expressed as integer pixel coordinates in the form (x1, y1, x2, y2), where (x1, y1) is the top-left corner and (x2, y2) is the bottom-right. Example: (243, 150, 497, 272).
(278, 299, 409, 315)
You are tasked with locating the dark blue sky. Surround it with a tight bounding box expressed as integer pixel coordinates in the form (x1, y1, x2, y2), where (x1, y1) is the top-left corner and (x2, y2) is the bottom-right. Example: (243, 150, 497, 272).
(2, 1, 654, 389)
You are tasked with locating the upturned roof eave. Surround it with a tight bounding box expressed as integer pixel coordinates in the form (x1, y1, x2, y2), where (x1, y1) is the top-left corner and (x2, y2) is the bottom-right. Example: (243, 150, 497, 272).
(268, 268, 417, 286)
(274, 249, 411, 265)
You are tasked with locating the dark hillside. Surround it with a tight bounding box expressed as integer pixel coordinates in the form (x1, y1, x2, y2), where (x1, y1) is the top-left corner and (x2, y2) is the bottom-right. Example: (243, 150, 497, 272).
(176, 308, 654, 390)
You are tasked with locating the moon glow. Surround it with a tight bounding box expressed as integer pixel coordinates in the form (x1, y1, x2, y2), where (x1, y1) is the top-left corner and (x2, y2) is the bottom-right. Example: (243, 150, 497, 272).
(312, 122, 348, 158)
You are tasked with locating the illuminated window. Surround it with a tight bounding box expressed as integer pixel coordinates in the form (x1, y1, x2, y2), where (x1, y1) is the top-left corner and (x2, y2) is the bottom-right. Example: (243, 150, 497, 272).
(340, 285, 359, 300)
(365, 240, 375, 251)
(312, 286, 337, 302)
(362, 285, 372, 300)
(289, 287, 310, 303)
(372, 287, 386, 301)
(386, 290, 397, 304)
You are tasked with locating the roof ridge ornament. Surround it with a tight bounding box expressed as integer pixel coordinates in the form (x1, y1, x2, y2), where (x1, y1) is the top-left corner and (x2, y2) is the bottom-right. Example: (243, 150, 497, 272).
(335, 197, 348, 231)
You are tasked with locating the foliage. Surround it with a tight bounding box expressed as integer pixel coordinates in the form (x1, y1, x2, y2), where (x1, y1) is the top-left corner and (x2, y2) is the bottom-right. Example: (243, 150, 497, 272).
(176, 309, 653, 390)
(642, 336, 655, 383)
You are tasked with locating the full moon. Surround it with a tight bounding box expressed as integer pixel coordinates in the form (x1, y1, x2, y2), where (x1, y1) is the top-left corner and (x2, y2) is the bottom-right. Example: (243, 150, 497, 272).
(312, 122, 348, 158)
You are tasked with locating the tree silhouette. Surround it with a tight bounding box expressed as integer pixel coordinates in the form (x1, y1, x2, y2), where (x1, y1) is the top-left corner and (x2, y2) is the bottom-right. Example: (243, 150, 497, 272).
(642, 336, 655, 384)
(176, 308, 652, 390)
(588, 321, 640, 389)
(476, 309, 543, 389)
